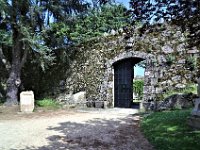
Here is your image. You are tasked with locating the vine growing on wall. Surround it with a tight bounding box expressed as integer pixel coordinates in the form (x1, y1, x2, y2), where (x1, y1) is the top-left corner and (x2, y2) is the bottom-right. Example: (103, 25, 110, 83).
(166, 54, 175, 66)
(185, 56, 196, 71)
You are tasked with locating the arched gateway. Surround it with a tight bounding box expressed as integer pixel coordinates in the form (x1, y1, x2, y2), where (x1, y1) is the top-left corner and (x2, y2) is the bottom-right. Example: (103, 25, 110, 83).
(60, 25, 198, 110)
(99, 51, 157, 109)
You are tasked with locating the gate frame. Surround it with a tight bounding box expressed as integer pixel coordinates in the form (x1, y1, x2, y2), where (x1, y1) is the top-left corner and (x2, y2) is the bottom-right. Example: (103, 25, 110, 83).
(100, 51, 157, 109)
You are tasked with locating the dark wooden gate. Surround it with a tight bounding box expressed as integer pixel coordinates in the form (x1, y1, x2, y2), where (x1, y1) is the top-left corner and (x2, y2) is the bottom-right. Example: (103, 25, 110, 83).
(114, 59, 134, 108)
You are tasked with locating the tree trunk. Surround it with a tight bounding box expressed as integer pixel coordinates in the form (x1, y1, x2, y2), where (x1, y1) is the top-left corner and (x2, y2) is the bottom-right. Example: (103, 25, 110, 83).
(4, 29, 22, 106)
(3, 1, 29, 106)
(5, 67, 21, 106)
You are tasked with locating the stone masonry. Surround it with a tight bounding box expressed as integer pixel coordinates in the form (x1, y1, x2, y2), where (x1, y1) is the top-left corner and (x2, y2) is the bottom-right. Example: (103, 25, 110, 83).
(58, 23, 199, 109)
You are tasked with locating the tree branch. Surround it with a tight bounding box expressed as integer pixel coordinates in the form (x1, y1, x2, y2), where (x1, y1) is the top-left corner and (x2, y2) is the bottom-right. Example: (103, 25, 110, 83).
(0, 46, 11, 71)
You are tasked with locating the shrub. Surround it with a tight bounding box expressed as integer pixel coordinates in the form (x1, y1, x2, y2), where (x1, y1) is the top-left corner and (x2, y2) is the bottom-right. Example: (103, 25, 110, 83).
(35, 98, 61, 109)
(0, 98, 5, 105)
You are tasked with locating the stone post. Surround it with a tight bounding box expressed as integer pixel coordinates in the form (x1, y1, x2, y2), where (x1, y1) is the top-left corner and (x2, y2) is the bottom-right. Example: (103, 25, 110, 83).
(197, 77, 200, 97)
(187, 77, 200, 129)
(20, 91, 34, 113)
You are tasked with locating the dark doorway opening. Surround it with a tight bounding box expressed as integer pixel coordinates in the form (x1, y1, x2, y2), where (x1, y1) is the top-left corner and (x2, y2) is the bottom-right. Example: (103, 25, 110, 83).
(113, 58, 143, 108)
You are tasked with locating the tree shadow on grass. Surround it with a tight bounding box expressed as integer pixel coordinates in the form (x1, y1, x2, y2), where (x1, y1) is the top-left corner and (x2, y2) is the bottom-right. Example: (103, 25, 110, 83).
(141, 110, 200, 150)
(19, 115, 153, 150)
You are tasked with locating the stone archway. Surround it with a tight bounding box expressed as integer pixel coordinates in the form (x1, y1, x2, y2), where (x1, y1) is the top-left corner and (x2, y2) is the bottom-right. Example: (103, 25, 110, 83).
(99, 51, 157, 109)
(58, 25, 198, 110)
(113, 57, 143, 108)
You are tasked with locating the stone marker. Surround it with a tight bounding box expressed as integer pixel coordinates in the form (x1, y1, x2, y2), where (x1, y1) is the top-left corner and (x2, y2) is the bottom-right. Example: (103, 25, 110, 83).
(197, 77, 200, 98)
(188, 98, 200, 129)
(188, 77, 200, 129)
(191, 99, 200, 116)
(20, 91, 34, 113)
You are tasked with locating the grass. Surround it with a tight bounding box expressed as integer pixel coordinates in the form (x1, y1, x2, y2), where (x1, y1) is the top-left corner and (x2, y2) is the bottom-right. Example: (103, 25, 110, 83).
(35, 98, 61, 109)
(141, 109, 200, 150)
(163, 84, 197, 99)
(133, 99, 142, 103)
(0, 99, 5, 106)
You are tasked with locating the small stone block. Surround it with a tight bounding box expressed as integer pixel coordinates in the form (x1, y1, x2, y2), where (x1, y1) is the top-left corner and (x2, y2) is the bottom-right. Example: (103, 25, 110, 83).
(191, 98, 200, 117)
(20, 91, 34, 113)
(187, 116, 200, 129)
(95, 101, 104, 108)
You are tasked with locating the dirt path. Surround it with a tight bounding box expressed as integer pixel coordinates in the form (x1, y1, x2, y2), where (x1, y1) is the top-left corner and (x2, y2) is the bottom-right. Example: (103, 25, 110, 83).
(0, 108, 154, 150)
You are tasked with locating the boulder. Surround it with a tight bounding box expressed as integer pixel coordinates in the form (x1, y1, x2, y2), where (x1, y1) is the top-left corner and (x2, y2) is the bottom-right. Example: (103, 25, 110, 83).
(162, 45, 174, 54)
(94, 101, 104, 108)
(72, 91, 86, 104)
(57, 91, 86, 107)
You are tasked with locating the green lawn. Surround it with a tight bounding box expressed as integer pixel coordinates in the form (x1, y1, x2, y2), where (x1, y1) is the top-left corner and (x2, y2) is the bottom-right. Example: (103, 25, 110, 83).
(141, 109, 200, 150)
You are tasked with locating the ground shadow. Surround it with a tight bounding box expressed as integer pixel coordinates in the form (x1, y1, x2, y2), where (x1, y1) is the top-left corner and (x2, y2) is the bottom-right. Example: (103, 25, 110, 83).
(18, 114, 153, 150)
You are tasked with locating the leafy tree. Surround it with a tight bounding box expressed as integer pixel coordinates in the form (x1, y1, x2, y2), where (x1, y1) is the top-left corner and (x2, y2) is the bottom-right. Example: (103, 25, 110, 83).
(0, 0, 89, 106)
(69, 4, 128, 44)
(22, 3, 128, 99)
(0, 0, 123, 105)
(133, 79, 144, 99)
(129, 0, 200, 47)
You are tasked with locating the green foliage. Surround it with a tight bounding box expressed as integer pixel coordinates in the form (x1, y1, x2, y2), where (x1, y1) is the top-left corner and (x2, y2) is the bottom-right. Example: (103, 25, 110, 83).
(166, 54, 175, 66)
(163, 84, 197, 99)
(133, 79, 144, 100)
(36, 98, 61, 109)
(69, 4, 128, 44)
(0, 30, 12, 46)
(141, 109, 200, 150)
(0, 0, 129, 102)
(0, 98, 5, 105)
(137, 61, 146, 68)
(43, 22, 70, 49)
(0, 0, 93, 104)
(185, 56, 196, 71)
(129, 0, 200, 48)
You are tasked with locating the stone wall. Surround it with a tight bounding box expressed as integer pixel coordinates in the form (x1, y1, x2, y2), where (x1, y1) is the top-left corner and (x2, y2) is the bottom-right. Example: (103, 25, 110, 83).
(58, 24, 199, 109)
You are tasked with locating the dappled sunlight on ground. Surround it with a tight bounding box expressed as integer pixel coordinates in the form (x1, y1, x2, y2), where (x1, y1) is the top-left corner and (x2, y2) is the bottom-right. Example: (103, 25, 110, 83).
(0, 107, 153, 150)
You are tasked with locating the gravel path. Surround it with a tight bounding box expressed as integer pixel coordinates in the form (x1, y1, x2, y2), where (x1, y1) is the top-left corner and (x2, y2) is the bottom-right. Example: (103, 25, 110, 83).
(0, 108, 154, 150)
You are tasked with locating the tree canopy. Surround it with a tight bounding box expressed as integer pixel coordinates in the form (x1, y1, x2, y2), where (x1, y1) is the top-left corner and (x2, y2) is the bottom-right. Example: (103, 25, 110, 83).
(0, 0, 93, 105)
(129, 0, 200, 48)
(0, 0, 128, 105)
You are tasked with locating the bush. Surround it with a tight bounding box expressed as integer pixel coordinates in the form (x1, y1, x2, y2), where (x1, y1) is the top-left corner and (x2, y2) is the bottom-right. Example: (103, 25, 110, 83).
(35, 98, 61, 109)
(141, 109, 200, 150)
(0, 98, 5, 105)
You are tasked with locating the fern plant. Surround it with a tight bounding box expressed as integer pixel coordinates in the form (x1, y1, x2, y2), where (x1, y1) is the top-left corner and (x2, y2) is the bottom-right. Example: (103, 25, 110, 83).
(166, 54, 175, 66)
